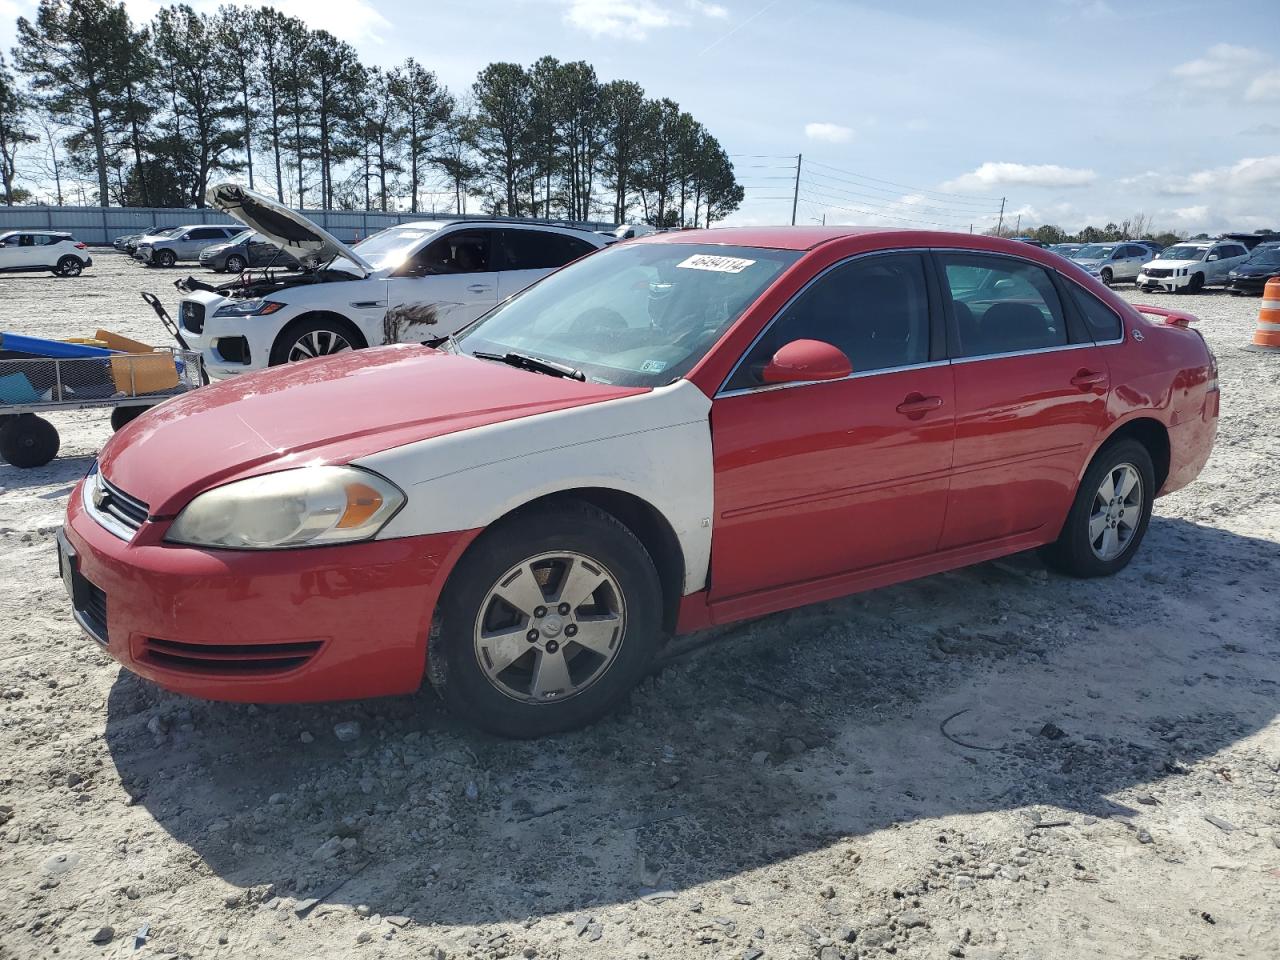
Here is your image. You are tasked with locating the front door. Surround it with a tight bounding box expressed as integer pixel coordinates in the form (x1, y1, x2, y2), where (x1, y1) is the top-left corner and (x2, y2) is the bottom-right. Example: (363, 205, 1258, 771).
(709, 252, 955, 602)
(385, 228, 499, 342)
(494, 228, 600, 301)
(935, 252, 1110, 549)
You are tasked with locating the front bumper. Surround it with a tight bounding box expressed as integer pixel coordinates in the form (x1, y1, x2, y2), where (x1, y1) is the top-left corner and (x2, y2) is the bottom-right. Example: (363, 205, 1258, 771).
(1136, 271, 1190, 293)
(1226, 276, 1270, 295)
(61, 482, 478, 703)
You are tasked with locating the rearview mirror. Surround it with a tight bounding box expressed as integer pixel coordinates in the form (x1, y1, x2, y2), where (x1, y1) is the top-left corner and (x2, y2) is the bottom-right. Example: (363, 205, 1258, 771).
(762, 339, 852, 385)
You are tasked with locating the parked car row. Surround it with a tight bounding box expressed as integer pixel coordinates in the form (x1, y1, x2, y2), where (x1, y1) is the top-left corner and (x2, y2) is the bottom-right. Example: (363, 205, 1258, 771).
(1034, 234, 1277, 295)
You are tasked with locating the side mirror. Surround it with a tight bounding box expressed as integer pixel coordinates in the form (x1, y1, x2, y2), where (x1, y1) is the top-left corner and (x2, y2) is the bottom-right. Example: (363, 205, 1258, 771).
(761, 339, 852, 385)
(1206, 254, 1219, 261)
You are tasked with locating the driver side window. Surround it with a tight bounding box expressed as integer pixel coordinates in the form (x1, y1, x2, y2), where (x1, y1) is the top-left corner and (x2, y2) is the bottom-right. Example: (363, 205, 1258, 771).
(399, 230, 494, 277)
(726, 253, 932, 391)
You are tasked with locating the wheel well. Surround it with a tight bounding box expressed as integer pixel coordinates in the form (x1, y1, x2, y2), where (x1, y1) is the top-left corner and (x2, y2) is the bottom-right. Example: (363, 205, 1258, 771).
(273, 311, 369, 356)
(501, 489, 686, 635)
(1104, 418, 1170, 491)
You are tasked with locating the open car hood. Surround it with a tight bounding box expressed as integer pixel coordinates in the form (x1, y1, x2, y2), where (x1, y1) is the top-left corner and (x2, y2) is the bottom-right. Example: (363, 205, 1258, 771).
(206, 182, 374, 277)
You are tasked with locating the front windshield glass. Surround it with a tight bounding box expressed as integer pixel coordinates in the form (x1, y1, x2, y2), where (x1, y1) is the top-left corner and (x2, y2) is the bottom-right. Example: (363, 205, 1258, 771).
(454, 242, 799, 387)
(1159, 245, 1206, 261)
(1248, 247, 1280, 264)
(354, 225, 440, 270)
(1074, 244, 1114, 259)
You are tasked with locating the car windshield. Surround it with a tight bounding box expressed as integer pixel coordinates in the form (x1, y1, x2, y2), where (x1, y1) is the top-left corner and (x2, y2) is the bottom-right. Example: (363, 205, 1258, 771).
(1074, 244, 1114, 259)
(229, 229, 253, 242)
(452, 242, 799, 387)
(1248, 247, 1280, 265)
(1159, 245, 1206, 260)
(353, 225, 440, 270)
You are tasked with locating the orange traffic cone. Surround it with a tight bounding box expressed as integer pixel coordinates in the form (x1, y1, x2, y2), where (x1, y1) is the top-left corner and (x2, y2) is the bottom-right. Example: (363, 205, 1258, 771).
(1252, 277, 1280, 351)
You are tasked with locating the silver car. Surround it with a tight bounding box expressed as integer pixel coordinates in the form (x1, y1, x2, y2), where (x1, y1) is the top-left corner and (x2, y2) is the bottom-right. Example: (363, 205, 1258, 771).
(136, 224, 244, 267)
(1070, 242, 1151, 285)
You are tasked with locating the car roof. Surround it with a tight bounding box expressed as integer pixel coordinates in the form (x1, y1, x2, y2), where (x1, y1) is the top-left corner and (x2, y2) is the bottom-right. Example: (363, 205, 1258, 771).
(630, 225, 1097, 256)
(397, 218, 603, 237)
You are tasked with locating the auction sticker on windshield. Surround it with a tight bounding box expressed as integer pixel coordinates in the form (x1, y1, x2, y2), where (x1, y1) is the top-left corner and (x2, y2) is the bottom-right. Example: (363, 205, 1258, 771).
(677, 254, 757, 273)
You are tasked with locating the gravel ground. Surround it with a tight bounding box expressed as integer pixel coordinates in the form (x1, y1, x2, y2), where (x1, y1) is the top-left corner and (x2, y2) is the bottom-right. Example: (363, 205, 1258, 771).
(1, 252, 1277, 960)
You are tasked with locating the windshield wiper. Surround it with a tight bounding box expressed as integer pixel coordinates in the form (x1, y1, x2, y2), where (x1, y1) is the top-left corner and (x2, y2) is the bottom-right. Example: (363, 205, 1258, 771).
(472, 350, 585, 381)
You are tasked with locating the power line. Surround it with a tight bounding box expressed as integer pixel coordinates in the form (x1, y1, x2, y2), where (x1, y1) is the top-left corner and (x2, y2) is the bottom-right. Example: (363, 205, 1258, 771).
(805, 158, 1005, 204)
(800, 177, 998, 222)
(796, 194, 985, 230)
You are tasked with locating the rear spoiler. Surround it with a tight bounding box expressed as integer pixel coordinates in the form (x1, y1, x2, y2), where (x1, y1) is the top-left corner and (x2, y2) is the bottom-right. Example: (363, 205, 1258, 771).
(1133, 304, 1198, 328)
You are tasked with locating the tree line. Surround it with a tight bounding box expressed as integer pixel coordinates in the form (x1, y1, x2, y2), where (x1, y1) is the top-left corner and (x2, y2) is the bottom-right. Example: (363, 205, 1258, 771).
(986, 214, 1280, 250)
(0, 0, 744, 227)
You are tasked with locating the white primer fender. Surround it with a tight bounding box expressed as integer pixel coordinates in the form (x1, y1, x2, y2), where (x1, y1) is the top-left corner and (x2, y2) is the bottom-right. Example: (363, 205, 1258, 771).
(356, 379, 714, 594)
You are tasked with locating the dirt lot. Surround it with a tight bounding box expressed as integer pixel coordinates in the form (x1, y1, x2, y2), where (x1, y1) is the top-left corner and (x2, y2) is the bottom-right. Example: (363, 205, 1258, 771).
(1, 252, 1277, 960)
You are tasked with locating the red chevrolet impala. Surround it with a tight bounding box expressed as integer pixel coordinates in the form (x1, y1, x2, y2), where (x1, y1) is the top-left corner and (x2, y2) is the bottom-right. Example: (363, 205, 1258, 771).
(58, 228, 1218, 737)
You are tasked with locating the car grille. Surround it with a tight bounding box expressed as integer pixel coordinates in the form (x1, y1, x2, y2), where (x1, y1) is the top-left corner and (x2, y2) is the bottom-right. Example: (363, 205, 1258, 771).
(1145, 268, 1172, 278)
(141, 638, 323, 675)
(93, 474, 150, 536)
(180, 301, 205, 334)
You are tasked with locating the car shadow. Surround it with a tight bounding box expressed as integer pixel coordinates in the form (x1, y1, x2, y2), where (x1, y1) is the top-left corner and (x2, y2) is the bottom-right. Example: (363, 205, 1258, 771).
(0, 452, 96, 492)
(102, 514, 1278, 926)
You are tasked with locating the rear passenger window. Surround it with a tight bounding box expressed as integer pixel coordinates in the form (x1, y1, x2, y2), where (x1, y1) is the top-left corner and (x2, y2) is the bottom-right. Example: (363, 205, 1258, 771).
(728, 253, 931, 389)
(500, 230, 595, 271)
(1068, 285, 1123, 342)
(940, 254, 1067, 358)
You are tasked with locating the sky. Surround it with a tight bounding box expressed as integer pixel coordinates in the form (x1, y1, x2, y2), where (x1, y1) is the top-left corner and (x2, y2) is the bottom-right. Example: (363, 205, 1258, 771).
(2, 0, 1279, 235)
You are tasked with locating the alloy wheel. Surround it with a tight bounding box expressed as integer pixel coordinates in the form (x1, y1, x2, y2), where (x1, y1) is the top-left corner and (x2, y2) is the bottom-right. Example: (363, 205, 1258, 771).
(1088, 463, 1142, 561)
(472, 551, 626, 704)
(287, 329, 351, 362)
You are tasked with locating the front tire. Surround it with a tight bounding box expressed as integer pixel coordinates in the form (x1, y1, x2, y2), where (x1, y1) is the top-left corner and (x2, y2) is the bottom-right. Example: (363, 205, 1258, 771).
(1041, 438, 1154, 577)
(1187, 272, 1204, 293)
(56, 256, 82, 277)
(268, 316, 361, 366)
(155, 249, 176, 268)
(1100, 267, 1113, 285)
(432, 501, 663, 738)
(224, 254, 246, 274)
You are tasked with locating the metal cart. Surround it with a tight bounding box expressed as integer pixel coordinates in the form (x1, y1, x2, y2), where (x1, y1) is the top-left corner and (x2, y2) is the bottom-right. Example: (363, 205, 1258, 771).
(0, 348, 204, 468)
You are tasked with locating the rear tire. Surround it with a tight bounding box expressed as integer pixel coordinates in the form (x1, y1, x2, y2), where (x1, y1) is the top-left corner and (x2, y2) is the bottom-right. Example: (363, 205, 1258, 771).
(1041, 438, 1154, 578)
(56, 256, 82, 277)
(0, 414, 60, 468)
(431, 501, 663, 738)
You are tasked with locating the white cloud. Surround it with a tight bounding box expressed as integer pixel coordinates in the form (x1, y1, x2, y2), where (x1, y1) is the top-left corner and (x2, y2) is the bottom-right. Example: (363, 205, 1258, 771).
(119, 0, 391, 44)
(563, 0, 678, 39)
(1171, 44, 1266, 91)
(804, 122, 853, 143)
(941, 162, 1096, 191)
(1246, 68, 1280, 103)
(1141, 155, 1280, 195)
(688, 0, 729, 18)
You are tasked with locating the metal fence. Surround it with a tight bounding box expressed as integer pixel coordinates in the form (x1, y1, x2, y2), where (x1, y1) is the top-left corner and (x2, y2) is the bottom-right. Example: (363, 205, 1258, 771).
(0, 205, 616, 246)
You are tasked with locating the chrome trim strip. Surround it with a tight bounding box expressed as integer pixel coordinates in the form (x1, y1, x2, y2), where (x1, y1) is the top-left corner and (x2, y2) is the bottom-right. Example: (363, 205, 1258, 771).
(951, 341, 1096, 365)
(83, 470, 147, 542)
(718, 359, 950, 398)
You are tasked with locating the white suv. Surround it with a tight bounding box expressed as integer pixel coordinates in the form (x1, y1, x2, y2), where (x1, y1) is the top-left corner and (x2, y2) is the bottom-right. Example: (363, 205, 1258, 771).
(1137, 240, 1250, 293)
(0, 231, 93, 277)
(172, 184, 608, 378)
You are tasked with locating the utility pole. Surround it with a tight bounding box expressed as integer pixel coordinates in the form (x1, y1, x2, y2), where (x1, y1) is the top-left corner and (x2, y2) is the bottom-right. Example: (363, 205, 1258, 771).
(791, 153, 802, 226)
(996, 197, 1006, 236)
(1015, 213, 1021, 234)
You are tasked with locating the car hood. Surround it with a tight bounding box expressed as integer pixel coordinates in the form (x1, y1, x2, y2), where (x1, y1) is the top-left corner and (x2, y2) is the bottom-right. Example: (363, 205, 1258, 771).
(1234, 263, 1280, 276)
(1073, 258, 1106, 268)
(97, 346, 646, 517)
(1145, 259, 1202, 270)
(207, 182, 374, 277)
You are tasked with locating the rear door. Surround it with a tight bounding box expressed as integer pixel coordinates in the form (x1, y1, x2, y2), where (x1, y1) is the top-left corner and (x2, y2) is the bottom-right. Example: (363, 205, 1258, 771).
(495, 228, 598, 300)
(936, 251, 1109, 550)
(182, 227, 227, 259)
(385, 228, 499, 340)
(709, 251, 955, 603)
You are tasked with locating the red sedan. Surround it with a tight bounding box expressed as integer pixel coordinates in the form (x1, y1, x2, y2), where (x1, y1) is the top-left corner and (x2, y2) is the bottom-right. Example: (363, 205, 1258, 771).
(59, 228, 1218, 737)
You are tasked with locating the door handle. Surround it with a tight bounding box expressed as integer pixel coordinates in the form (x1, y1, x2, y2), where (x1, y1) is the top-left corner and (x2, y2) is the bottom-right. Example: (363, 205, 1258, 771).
(467, 284, 491, 293)
(895, 393, 944, 418)
(1070, 369, 1108, 390)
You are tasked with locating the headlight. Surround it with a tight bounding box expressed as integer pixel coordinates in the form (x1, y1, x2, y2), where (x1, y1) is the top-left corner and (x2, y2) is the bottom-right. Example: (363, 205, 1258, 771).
(165, 466, 405, 550)
(214, 299, 285, 317)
